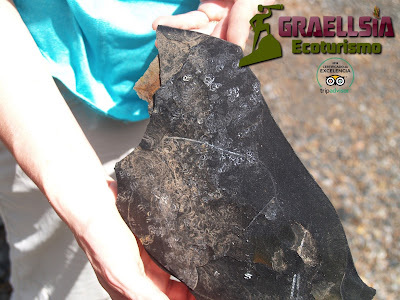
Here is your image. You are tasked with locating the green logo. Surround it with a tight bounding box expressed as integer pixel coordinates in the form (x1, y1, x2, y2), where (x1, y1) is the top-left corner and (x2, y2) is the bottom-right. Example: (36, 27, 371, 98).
(239, 4, 284, 67)
(317, 57, 354, 94)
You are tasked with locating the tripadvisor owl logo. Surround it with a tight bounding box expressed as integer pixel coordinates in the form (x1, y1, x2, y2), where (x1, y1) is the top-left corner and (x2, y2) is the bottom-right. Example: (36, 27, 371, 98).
(326, 75, 345, 86)
(317, 58, 354, 94)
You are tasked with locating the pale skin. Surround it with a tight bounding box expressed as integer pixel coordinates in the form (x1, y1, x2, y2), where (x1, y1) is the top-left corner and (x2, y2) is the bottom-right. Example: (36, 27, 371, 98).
(0, 0, 273, 299)
(153, 0, 275, 50)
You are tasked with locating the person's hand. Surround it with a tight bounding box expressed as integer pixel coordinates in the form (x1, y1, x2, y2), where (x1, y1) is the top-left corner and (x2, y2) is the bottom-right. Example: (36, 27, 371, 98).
(76, 179, 195, 300)
(153, 0, 276, 50)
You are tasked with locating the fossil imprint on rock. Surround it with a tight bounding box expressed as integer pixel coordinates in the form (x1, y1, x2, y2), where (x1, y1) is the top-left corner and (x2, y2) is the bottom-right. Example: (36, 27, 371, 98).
(115, 26, 375, 300)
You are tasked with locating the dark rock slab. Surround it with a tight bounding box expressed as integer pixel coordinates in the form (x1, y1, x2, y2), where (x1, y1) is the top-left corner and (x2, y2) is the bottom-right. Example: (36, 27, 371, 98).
(115, 26, 376, 300)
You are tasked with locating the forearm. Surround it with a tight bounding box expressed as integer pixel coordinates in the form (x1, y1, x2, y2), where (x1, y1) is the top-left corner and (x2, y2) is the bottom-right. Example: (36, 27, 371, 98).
(0, 2, 196, 298)
(0, 0, 121, 239)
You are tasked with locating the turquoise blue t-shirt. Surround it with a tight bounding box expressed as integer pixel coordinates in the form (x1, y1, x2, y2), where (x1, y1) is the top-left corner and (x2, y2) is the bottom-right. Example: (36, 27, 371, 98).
(14, 0, 200, 121)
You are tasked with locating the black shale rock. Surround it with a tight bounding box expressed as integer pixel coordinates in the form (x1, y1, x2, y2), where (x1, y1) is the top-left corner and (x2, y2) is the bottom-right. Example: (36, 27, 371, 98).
(115, 26, 376, 300)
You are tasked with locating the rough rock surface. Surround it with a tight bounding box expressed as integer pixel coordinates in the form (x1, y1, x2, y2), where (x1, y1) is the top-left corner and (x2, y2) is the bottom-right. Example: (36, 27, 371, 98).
(115, 26, 375, 299)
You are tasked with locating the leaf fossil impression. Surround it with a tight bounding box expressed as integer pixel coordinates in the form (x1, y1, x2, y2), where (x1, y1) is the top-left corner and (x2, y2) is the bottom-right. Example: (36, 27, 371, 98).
(115, 26, 375, 300)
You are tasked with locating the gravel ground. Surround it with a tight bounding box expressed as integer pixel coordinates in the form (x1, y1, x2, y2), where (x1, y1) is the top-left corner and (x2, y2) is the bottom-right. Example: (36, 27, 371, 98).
(0, 0, 398, 299)
(248, 0, 399, 299)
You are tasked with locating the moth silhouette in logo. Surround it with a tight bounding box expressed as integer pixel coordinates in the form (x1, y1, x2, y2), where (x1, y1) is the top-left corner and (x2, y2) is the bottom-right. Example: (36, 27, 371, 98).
(239, 4, 284, 67)
(373, 6, 380, 19)
(326, 75, 345, 86)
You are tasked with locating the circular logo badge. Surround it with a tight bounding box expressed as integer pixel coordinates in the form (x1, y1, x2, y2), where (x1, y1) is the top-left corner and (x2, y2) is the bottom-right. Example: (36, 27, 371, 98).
(317, 58, 354, 93)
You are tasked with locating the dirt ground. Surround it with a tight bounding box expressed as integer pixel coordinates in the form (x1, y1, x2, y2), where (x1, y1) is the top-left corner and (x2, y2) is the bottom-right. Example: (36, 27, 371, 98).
(247, 0, 399, 299)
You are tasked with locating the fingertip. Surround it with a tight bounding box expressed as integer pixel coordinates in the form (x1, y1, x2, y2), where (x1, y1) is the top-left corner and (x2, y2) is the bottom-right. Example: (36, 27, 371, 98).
(225, 2, 253, 50)
(165, 280, 195, 300)
(152, 17, 160, 30)
(210, 18, 228, 41)
(227, 26, 249, 51)
(153, 16, 169, 30)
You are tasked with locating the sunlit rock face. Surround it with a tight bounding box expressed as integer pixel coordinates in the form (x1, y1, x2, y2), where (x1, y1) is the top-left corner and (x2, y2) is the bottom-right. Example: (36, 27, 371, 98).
(115, 26, 375, 300)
